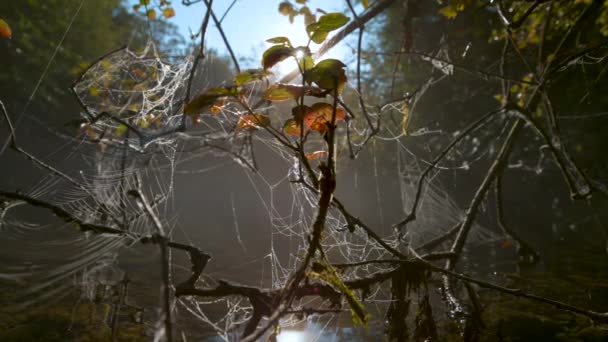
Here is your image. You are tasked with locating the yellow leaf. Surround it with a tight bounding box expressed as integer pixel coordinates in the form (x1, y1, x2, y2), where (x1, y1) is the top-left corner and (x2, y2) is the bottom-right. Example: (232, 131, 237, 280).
(147, 9, 157, 20)
(439, 5, 458, 19)
(0, 19, 13, 39)
(162, 7, 175, 19)
(283, 119, 303, 136)
(362, 0, 369, 9)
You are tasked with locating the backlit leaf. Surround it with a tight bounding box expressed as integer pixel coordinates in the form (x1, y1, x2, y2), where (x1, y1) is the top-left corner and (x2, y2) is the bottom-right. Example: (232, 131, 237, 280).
(262, 44, 294, 69)
(283, 118, 303, 136)
(303, 102, 346, 128)
(264, 84, 328, 101)
(234, 69, 272, 86)
(236, 114, 271, 131)
(162, 7, 175, 18)
(362, 0, 369, 9)
(184, 87, 239, 115)
(266, 36, 292, 46)
(264, 85, 295, 102)
(147, 9, 157, 20)
(0, 19, 12, 39)
(304, 59, 347, 92)
(316, 12, 349, 32)
(307, 13, 349, 43)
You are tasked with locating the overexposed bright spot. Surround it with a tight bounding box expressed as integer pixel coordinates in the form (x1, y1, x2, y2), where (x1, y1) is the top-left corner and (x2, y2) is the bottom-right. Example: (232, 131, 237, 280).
(277, 330, 308, 342)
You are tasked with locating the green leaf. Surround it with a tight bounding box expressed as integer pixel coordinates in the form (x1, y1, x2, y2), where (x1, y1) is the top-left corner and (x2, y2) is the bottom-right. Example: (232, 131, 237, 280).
(316, 12, 349, 32)
(262, 45, 294, 69)
(304, 59, 347, 92)
(306, 13, 349, 44)
(266, 36, 292, 46)
(264, 85, 296, 102)
(114, 124, 128, 138)
(264, 83, 328, 101)
(140, 0, 150, 5)
(278, 1, 294, 15)
(298, 54, 315, 71)
(234, 69, 272, 86)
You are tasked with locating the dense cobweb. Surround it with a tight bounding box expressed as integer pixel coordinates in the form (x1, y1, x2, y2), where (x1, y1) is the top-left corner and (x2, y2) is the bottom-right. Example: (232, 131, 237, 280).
(0, 7, 510, 342)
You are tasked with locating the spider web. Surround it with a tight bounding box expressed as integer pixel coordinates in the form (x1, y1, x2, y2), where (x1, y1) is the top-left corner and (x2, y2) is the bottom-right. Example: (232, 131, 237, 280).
(0, 4, 508, 341)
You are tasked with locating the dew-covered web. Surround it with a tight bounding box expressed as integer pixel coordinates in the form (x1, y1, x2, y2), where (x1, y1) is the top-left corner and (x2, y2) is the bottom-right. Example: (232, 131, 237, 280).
(0, 3, 520, 341)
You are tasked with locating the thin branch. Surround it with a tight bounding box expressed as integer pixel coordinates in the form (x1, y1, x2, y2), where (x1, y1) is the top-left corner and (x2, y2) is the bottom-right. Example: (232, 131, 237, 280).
(393, 107, 503, 231)
(128, 179, 173, 342)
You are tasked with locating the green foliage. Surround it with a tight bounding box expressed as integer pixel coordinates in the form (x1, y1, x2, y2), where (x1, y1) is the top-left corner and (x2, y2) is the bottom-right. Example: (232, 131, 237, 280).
(233, 69, 272, 86)
(306, 12, 350, 44)
(304, 59, 347, 92)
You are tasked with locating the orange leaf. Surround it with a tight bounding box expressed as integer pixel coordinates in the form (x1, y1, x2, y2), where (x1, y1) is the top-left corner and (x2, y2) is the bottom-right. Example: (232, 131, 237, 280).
(302, 102, 346, 128)
(500, 239, 512, 249)
(0, 19, 12, 39)
(162, 7, 175, 18)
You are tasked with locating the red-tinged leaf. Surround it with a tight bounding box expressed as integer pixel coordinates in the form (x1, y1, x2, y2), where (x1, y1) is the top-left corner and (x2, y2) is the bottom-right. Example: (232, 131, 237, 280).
(262, 45, 294, 69)
(500, 239, 512, 249)
(162, 7, 175, 18)
(309, 121, 329, 133)
(283, 118, 303, 136)
(306, 150, 328, 160)
(236, 113, 271, 131)
(303, 102, 346, 128)
(0, 19, 12, 39)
